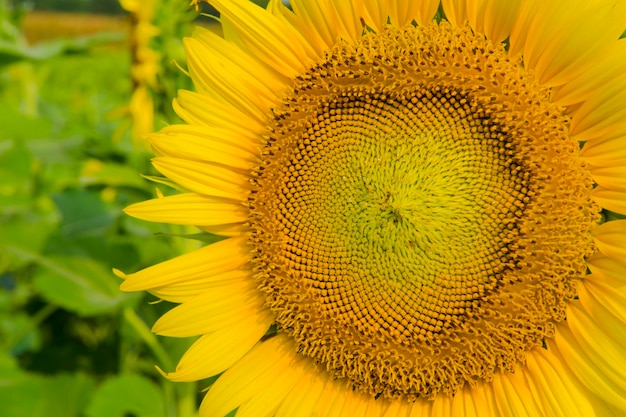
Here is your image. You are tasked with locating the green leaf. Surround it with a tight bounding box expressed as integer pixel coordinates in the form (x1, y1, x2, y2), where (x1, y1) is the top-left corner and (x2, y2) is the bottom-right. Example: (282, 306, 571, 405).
(52, 189, 115, 237)
(86, 374, 166, 417)
(39, 373, 96, 417)
(32, 255, 139, 316)
(0, 371, 95, 417)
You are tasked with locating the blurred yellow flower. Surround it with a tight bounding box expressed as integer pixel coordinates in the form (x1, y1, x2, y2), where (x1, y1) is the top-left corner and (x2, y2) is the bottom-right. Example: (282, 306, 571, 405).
(120, 0, 626, 415)
(119, 0, 160, 146)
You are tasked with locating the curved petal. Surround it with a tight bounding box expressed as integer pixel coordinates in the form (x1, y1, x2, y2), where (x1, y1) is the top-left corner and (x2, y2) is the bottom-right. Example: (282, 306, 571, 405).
(524, 347, 596, 417)
(184, 37, 276, 122)
(590, 187, 626, 215)
(586, 165, 626, 192)
(118, 237, 251, 301)
(591, 220, 626, 263)
(440, 0, 467, 27)
(173, 90, 265, 145)
(552, 40, 626, 107)
(290, 0, 364, 48)
(363, 0, 439, 29)
(580, 134, 626, 168)
(555, 308, 626, 411)
(123, 193, 248, 227)
(152, 278, 264, 337)
(151, 157, 251, 200)
(510, 0, 626, 87)
(165, 308, 273, 381)
(199, 335, 303, 417)
(150, 125, 258, 170)
(210, 0, 318, 78)
(492, 367, 544, 417)
(475, 0, 522, 43)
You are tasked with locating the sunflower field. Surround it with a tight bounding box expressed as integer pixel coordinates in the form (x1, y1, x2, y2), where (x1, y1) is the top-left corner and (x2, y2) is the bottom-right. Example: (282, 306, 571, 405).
(0, 1, 220, 416)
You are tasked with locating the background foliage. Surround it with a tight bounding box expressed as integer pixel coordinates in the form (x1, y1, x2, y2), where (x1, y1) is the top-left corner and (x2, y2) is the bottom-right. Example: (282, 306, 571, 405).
(0, 1, 233, 416)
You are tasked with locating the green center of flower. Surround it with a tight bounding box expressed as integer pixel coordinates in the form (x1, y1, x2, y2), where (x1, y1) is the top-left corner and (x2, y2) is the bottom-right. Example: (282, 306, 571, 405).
(249, 23, 600, 399)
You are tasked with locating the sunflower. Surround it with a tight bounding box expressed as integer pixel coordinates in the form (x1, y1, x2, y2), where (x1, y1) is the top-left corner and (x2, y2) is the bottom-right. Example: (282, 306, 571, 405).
(118, 0, 626, 415)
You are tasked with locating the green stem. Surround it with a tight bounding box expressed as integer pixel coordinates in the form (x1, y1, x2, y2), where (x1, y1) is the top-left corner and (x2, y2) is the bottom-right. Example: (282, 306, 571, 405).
(122, 307, 174, 372)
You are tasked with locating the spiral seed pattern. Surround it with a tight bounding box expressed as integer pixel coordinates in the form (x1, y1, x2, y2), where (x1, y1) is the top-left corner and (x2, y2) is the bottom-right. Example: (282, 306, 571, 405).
(249, 23, 600, 399)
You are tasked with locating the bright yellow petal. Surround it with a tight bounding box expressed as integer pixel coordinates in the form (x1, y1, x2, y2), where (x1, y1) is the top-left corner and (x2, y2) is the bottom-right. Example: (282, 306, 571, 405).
(124, 193, 247, 226)
(555, 312, 626, 411)
(291, 0, 363, 48)
(184, 34, 279, 122)
(579, 276, 626, 345)
(590, 187, 626, 215)
(552, 40, 626, 107)
(363, 0, 439, 29)
(199, 334, 299, 417)
(440, 0, 468, 27)
(119, 237, 250, 299)
(510, 0, 626, 87)
(451, 382, 497, 417)
(586, 165, 626, 192)
(173, 90, 265, 144)
(211, 0, 318, 78)
(152, 278, 264, 337)
(274, 367, 326, 417)
(150, 125, 258, 170)
(586, 254, 626, 282)
(152, 157, 250, 200)
(492, 367, 543, 417)
(165, 310, 273, 382)
(591, 220, 626, 263)
(580, 134, 626, 168)
(569, 78, 626, 142)
(524, 347, 596, 417)
(477, 0, 522, 43)
(191, 25, 285, 98)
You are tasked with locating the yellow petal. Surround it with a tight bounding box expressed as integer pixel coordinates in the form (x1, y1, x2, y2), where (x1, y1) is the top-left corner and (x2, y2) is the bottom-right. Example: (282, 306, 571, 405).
(587, 165, 626, 192)
(166, 309, 272, 381)
(124, 193, 247, 226)
(451, 382, 497, 417)
(492, 367, 543, 416)
(151, 265, 246, 300)
(274, 367, 326, 417)
(586, 254, 626, 282)
(119, 237, 250, 297)
(152, 278, 264, 337)
(291, 0, 363, 48)
(150, 125, 258, 170)
(266, 0, 327, 55)
(191, 25, 285, 98)
(590, 187, 626, 215)
(579, 276, 626, 345)
(524, 347, 596, 417)
(555, 311, 626, 410)
(441, 0, 468, 27)
(552, 40, 626, 107)
(199, 334, 299, 417)
(407, 399, 434, 417)
(580, 134, 626, 167)
(510, 0, 626, 87)
(591, 219, 626, 263)
(364, 0, 439, 29)
(184, 35, 277, 122)
(478, 0, 522, 43)
(235, 361, 309, 417)
(173, 90, 265, 145)
(152, 157, 250, 200)
(211, 0, 318, 78)
(570, 78, 626, 142)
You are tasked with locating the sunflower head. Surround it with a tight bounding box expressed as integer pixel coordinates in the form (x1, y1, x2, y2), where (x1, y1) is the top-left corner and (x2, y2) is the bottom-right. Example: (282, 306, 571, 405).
(121, 1, 626, 416)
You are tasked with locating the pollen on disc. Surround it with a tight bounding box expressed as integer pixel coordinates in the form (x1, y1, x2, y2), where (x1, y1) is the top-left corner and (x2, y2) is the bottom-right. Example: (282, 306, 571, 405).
(248, 22, 600, 400)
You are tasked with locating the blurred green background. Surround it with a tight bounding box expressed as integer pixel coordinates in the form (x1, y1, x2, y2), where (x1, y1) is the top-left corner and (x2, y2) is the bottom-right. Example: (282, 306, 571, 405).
(0, 0, 264, 416)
